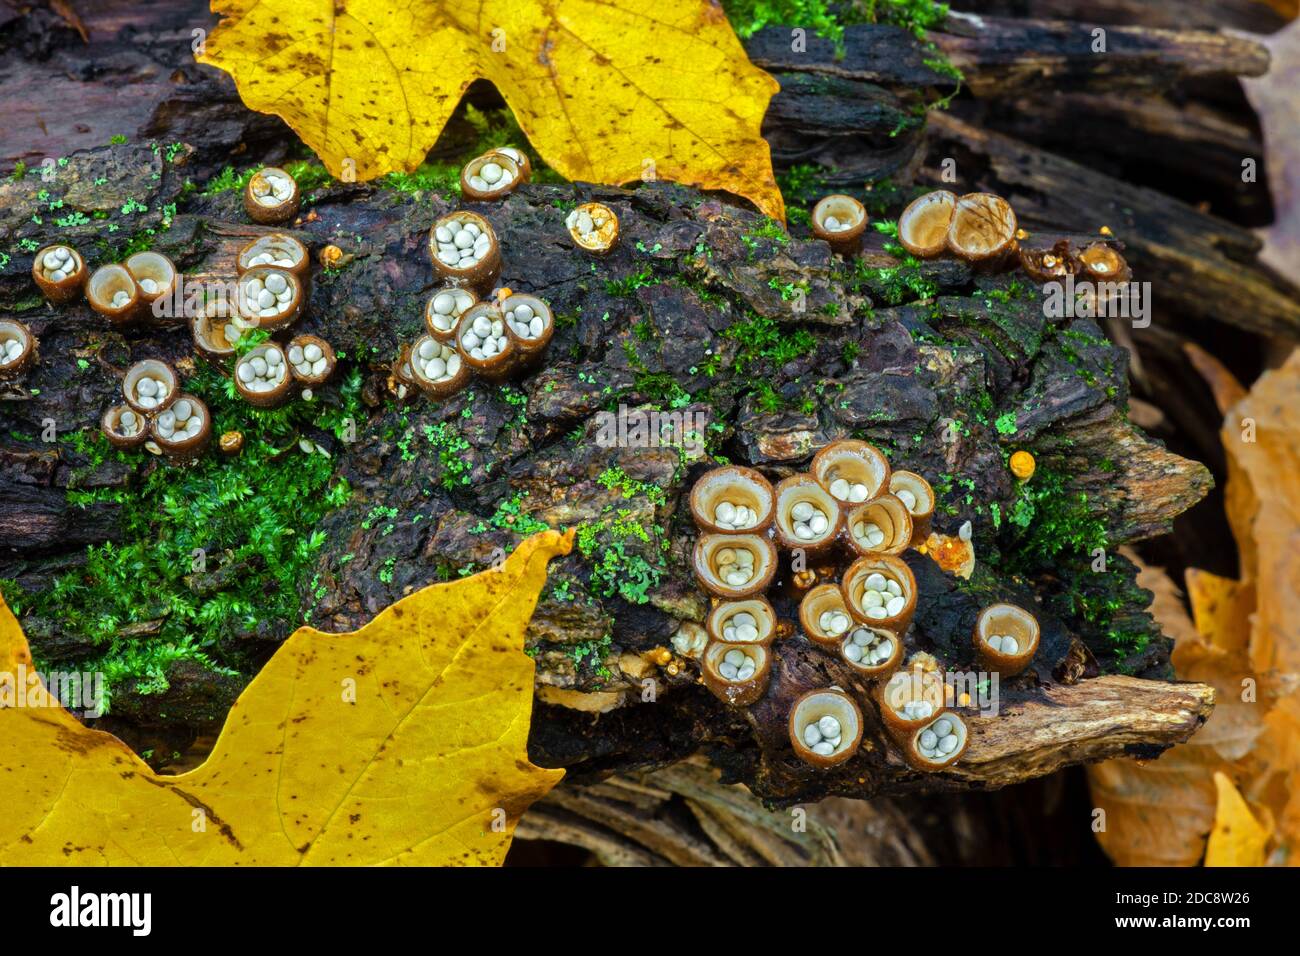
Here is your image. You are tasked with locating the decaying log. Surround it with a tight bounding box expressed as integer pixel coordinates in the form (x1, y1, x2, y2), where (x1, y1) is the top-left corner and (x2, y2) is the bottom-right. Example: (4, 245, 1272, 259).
(3, 0, 1276, 815)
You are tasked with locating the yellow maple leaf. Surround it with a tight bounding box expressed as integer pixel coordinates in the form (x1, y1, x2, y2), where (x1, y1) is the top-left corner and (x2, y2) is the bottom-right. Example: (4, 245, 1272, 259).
(1206, 772, 1271, 866)
(197, 0, 784, 219)
(0, 529, 571, 866)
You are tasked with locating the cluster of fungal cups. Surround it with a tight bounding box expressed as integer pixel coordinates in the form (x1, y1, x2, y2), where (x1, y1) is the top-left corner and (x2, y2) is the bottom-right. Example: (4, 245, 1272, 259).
(688, 440, 1031, 775)
(395, 208, 554, 400)
(100, 359, 211, 462)
(897, 188, 1132, 283)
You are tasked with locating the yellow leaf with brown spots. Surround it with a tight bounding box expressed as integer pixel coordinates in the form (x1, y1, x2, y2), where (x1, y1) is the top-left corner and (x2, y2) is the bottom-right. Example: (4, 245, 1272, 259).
(0, 530, 571, 866)
(1206, 772, 1271, 866)
(196, 0, 784, 219)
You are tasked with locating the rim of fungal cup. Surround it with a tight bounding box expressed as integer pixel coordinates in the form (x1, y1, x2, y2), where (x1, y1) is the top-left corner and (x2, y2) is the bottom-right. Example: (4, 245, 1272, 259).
(846, 493, 914, 557)
(234, 342, 293, 408)
(237, 233, 310, 282)
(689, 465, 775, 536)
(500, 292, 555, 357)
(842, 553, 917, 633)
(243, 166, 300, 225)
(810, 439, 891, 505)
(124, 251, 179, 310)
(149, 393, 211, 461)
(236, 265, 303, 332)
(409, 333, 470, 398)
(840, 623, 903, 677)
(973, 602, 1041, 676)
(424, 286, 478, 341)
(888, 470, 935, 543)
(122, 359, 178, 414)
(788, 688, 863, 769)
(946, 192, 1018, 264)
(701, 642, 771, 707)
(287, 334, 336, 385)
(811, 195, 867, 254)
(799, 583, 856, 650)
(897, 190, 957, 259)
(1078, 242, 1132, 284)
(0, 319, 36, 378)
(773, 474, 843, 553)
(100, 404, 148, 449)
(692, 533, 777, 599)
(706, 597, 777, 646)
(32, 244, 87, 304)
(460, 150, 523, 201)
(565, 201, 620, 255)
(905, 711, 969, 771)
(877, 662, 947, 733)
(87, 264, 142, 324)
(429, 211, 502, 292)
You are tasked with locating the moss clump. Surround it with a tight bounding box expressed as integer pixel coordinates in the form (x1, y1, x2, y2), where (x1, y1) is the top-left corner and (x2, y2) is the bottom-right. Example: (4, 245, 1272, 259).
(0, 365, 363, 710)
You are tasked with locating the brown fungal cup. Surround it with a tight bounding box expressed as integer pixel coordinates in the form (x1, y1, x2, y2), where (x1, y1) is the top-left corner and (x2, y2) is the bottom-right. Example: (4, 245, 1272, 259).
(100, 404, 148, 449)
(566, 202, 619, 255)
(424, 286, 478, 341)
(773, 475, 843, 556)
(811, 195, 867, 256)
(1019, 238, 1080, 285)
(973, 602, 1041, 677)
(876, 662, 947, 734)
(87, 264, 142, 324)
(237, 234, 311, 286)
(500, 292, 555, 361)
(690, 465, 775, 536)
(701, 642, 771, 707)
(842, 554, 917, 634)
(243, 167, 300, 225)
(287, 334, 336, 386)
(234, 342, 293, 408)
(897, 190, 956, 259)
(811, 439, 890, 506)
(189, 299, 243, 361)
(150, 393, 211, 462)
(799, 583, 855, 650)
(0, 319, 36, 379)
(841, 622, 903, 677)
(236, 266, 304, 332)
(124, 252, 179, 317)
(408, 334, 469, 398)
(1078, 241, 1132, 285)
(32, 244, 87, 304)
(888, 470, 935, 545)
(846, 494, 913, 557)
(122, 359, 178, 415)
(454, 302, 515, 382)
(789, 689, 863, 768)
(460, 150, 523, 201)
(692, 533, 777, 600)
(706, 598, 777, 646)
(947, 192, 1018, 266)
(430, 211, 502, 292)
(903, 710, 969, 771)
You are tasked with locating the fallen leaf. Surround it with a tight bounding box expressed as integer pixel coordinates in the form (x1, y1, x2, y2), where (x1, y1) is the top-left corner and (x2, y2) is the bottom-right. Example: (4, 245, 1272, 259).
(1088, 349, 1300, 867)
(0, 529, 571, 865)
(1206, 772, 1270, 866)
(197, 0, 784, 219)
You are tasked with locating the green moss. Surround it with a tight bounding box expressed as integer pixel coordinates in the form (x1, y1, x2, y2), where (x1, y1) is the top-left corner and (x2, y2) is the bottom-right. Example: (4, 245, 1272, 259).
(1, 365, 363, 710)
(576, 510, 667, 606)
